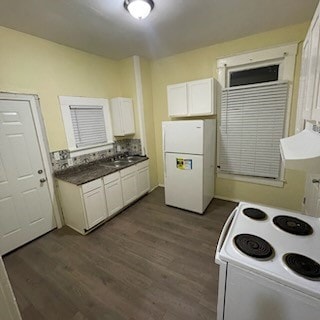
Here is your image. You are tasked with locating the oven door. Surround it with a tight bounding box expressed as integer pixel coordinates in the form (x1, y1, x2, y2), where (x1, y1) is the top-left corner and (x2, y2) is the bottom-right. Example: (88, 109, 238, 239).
(224, 264, 320, 320)
(215, 208, 237, 320)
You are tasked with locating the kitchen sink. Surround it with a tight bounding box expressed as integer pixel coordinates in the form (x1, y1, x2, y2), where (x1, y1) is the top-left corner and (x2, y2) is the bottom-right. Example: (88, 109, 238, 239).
(101, 160, 129, 168)
(126, 156, 143, 162)
(99, 156, 144, 168)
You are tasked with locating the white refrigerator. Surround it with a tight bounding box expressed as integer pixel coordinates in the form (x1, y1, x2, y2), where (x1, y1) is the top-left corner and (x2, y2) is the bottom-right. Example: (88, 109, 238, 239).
(162, 120, 216, 214)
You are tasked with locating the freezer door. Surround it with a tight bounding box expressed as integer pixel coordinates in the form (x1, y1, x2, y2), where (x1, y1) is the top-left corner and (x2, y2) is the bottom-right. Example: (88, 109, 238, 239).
(162, 121, 204, 154)
(164, 153, 204, 213)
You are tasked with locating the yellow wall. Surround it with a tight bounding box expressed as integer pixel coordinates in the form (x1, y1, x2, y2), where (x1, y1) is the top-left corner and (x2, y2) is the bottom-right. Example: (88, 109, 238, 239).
(150, 22, 309, 211)
(0, 26, 122, 151)
(118, 57, 141, 139)
(140, 57, 159, 188)
(0, 22, 311, 210)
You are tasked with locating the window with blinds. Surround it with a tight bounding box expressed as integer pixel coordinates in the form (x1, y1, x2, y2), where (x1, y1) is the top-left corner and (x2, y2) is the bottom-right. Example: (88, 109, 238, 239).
(219, 81, 289, 179)
(70, 105, 108, 148)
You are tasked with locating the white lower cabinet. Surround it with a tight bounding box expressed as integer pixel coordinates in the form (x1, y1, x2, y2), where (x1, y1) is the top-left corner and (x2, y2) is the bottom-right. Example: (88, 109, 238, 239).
(103, 172, 124, 216)
(57, 160, 150, 235)
(120, 160, 150, 205)
(57, 178, 107, 234)
(137, 161, 150, 197)
(121, 166, 138, 206)
(83, 187, 107, 229)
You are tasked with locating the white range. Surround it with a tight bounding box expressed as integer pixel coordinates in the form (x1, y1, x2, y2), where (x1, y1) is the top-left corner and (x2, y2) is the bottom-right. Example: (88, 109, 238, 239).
(215, 202, 320, 320)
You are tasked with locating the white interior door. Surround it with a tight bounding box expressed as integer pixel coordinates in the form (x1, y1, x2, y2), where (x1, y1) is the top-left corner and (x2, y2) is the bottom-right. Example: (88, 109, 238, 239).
(0, 99, 56, 255)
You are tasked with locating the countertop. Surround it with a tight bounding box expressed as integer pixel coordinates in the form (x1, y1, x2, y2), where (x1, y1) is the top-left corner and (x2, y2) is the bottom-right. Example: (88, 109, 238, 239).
(55, 156, 148, 186)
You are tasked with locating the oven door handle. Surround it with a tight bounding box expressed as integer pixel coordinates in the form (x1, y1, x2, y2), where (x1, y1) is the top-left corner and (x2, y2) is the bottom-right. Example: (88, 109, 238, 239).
(215, 208, 237, 264)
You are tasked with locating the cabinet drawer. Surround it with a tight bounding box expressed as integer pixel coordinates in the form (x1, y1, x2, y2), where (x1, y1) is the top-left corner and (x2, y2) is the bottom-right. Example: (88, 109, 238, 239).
(103, 171, 120, 184)
(82, 178, 103, 193)
(120, 165, 137, 177)
(136, 160, 149, 171)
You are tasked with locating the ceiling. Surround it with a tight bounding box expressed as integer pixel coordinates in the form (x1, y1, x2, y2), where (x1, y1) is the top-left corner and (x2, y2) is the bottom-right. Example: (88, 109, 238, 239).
(0, 0, 318, 60)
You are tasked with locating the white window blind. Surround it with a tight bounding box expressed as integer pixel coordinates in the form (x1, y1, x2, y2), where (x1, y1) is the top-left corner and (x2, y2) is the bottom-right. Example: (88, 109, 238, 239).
(219, 81, 289, 179)
(70, 105, 108, 148)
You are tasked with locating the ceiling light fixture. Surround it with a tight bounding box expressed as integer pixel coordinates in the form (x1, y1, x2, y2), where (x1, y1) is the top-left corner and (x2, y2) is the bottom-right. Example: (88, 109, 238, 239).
(124, 0, 154, 20)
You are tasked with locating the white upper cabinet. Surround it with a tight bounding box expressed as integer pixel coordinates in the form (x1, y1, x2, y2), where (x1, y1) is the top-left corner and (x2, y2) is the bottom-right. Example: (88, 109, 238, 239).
(167, 78, 215, 117)
(167, 83, 188, 116)
(188, 78, 214, 116)
(311, 11, 320, 122)
(296, 2, 320, 127)
(110, 98, 135, 136)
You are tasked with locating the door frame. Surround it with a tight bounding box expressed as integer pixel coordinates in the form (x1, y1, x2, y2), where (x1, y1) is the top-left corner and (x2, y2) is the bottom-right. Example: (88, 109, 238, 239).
(0, 92, 62, 228)
(0, 256, 22, 320)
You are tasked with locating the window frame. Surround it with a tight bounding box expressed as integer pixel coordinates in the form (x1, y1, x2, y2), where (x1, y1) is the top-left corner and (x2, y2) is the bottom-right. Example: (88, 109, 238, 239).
(216, 43, 298, 187)
(59, 96, 114, 157)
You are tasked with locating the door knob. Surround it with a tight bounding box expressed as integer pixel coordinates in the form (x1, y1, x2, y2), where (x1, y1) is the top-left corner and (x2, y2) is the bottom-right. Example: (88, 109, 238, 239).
(40, 178, 47, 183)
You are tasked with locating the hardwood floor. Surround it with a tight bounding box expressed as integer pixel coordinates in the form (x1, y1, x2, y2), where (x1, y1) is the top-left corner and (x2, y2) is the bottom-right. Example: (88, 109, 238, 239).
(3, 187, 237, 320)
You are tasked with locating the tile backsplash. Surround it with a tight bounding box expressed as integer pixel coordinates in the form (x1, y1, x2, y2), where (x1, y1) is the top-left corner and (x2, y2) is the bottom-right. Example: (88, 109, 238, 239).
(50, 139, 142, 172)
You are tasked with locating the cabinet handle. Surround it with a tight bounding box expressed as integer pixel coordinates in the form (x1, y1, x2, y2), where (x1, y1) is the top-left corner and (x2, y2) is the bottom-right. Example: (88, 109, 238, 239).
(312, 179, 320, 184)
(40, 178, 47, 183)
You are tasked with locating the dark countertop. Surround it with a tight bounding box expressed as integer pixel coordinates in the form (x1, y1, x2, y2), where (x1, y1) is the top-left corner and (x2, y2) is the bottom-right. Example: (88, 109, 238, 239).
(55, 156, 148, 186)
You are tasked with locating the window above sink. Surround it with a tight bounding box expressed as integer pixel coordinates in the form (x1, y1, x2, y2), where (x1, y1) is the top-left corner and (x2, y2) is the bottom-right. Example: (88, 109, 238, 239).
(59, 96, 114, 157)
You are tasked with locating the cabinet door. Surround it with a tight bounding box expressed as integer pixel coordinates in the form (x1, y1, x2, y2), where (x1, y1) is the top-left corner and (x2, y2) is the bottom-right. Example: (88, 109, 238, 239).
(311, 10, 320, 121)
(121, 172, 138, 206)
(304, 12, 320, 121)
(137, 167, 150, 197)
(111, 98, 135, 136)
(302, 35, 313, 120)
(296, 34, 312, 131)
(188, 78, 213, 116)
(83, 187, 107, 229)
(167, 83, 188, 117)
(121, 99, 135, 135)
(105, 179, 124, 216)
(110, 98, 123, 136)
(304, 174, 320, 217)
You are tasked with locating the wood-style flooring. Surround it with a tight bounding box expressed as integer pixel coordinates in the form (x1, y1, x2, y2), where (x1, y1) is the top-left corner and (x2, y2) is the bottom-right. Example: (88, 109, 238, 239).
(3, 187, 237, 320)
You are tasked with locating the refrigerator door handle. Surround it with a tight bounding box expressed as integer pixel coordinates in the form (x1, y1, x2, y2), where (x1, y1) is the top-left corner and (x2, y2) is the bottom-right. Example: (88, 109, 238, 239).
(164, 158, 167, 178)
(163, 128, 167, 178)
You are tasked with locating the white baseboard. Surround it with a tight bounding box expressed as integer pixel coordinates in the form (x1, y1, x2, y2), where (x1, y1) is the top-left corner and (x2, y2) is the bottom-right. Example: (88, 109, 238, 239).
(149, 184, 162, 193)
(213, 194, 239, 204)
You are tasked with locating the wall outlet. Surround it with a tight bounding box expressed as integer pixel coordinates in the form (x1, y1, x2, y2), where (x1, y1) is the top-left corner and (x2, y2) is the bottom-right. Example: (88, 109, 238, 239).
(68, 158, 73, 166)
(54, 152, 60, 161)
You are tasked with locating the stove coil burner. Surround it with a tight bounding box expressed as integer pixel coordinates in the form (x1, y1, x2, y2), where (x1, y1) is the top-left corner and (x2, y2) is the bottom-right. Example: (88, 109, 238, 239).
(243, 208, 267, 220)
(273, 215, 313, 235)
(284, 253, 320, 281)
(234, 234, 274, 260)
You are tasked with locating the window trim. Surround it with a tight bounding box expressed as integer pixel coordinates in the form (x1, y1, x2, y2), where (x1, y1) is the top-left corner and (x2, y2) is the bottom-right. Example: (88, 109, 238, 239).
(216, 43, 298, 187)
(59, 96, 114, 157)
